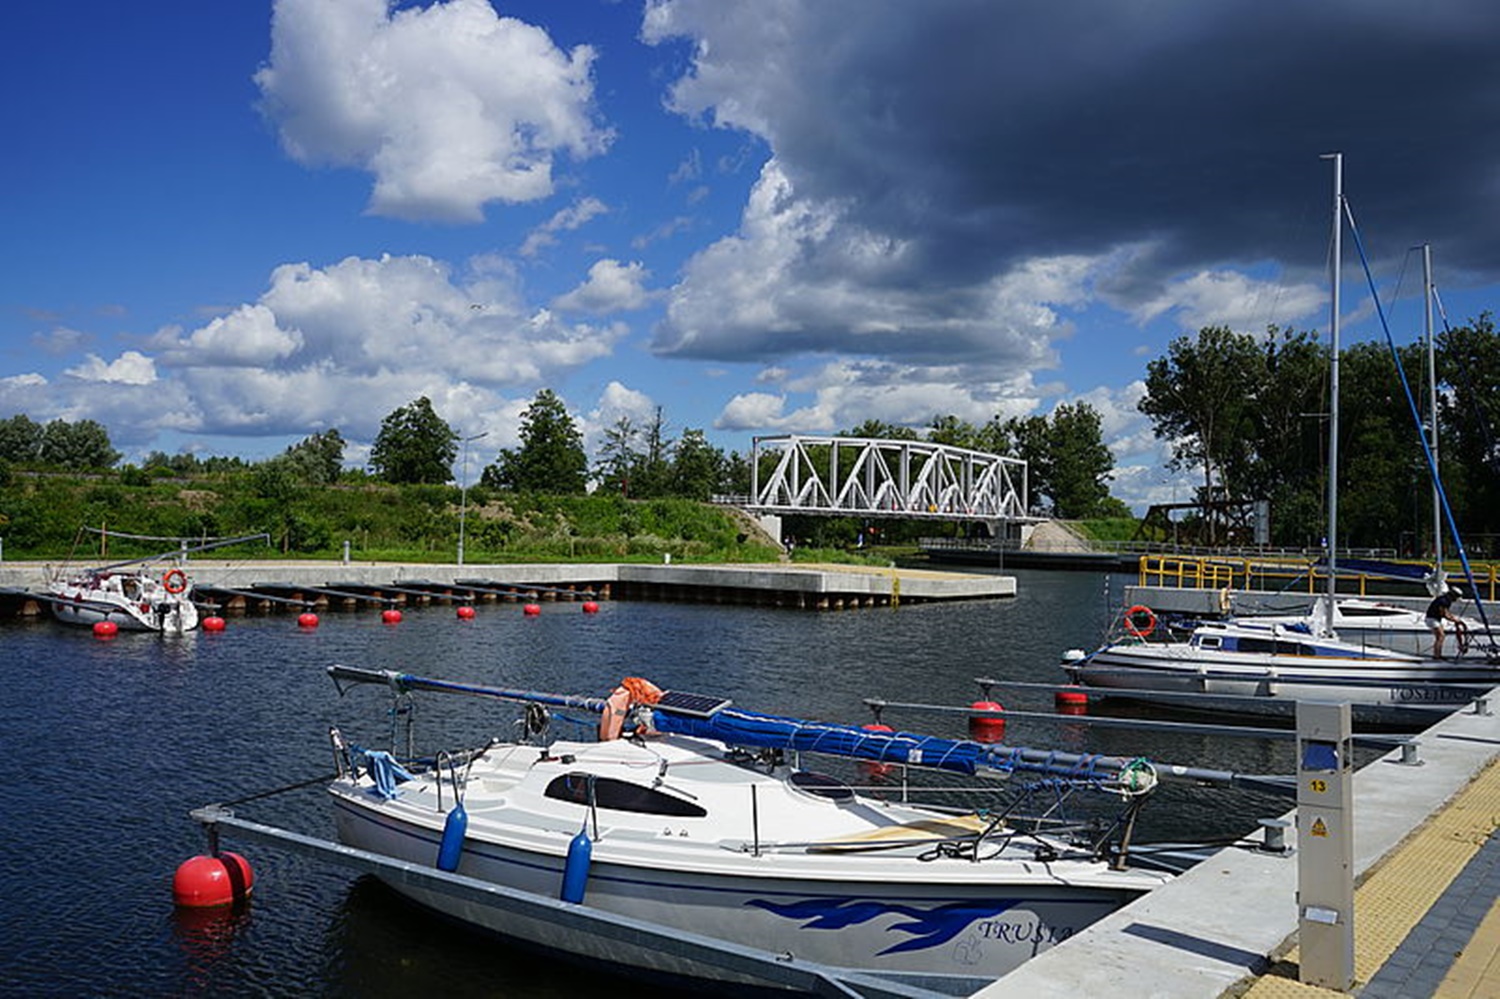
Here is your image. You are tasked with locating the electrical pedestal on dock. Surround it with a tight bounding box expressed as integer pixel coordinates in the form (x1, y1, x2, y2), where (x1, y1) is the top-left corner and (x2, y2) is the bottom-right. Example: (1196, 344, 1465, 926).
(1296, 700, 1355, 990)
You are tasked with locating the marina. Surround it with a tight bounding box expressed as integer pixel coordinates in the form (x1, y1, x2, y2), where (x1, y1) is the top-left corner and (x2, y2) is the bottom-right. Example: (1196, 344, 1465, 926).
(3, 564, 1499, 996)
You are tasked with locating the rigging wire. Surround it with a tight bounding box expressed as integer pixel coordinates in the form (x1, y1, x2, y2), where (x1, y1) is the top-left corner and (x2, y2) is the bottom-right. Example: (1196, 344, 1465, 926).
(1342, 200, 1495, 648)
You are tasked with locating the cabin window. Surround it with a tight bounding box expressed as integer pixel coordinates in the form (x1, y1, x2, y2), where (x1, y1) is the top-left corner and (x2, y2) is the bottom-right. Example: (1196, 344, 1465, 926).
(1233, 636, 1315, 656)
(544, 773, 707, 817)
(1198, 635, 1222, 649)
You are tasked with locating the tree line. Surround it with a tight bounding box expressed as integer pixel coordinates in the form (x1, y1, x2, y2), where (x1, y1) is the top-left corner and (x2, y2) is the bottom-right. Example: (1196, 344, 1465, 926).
(1138, 314, 1500, 553)
(18, 304, 1496, 558)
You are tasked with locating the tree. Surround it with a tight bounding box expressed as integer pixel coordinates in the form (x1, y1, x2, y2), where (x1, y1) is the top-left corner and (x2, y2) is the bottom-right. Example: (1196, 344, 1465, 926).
(670, 428, 726, 500)
(369, 397, 457, 484)
(1045, 402, 1115, 518)
(1245, 328, 1328, 547)
(282, 429, 346, 485)
(1338, 342, 1418, 549)
(484, 389, 587, 493)
(1140, 326, 1265, 540)
(38, 418, 120, 470)
(993, 414, 1051, 514)
(629, 407, 672, 498)
(722, 450, 752, 496)
(593, 416, 639, 496)
(0, 414, 42, 463)
(926, 415, 978, 449)
(1437, 313, 1500, 541)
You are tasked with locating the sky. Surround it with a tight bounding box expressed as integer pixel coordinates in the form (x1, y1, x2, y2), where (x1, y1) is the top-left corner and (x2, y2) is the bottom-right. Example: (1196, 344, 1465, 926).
(5, 0, 1500, 512)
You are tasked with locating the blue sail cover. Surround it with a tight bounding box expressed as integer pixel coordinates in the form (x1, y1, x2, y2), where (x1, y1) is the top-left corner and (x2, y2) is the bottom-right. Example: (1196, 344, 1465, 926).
(647, 704, 1138, 782)
(649, 706, 985, 774)
(1315, 557, 1434, 582)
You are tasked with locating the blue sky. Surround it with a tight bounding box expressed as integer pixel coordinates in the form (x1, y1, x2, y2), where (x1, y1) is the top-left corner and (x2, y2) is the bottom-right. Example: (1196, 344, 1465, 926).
(4, 0, 1498, 511)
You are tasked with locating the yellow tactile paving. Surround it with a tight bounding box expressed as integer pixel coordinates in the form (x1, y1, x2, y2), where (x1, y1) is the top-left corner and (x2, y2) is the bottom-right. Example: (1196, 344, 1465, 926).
(1238, 757, 1500, 998)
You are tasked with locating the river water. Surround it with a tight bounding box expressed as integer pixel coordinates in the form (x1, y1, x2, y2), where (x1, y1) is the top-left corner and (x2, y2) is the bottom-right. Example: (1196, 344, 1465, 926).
(1, 568, 1300, 997)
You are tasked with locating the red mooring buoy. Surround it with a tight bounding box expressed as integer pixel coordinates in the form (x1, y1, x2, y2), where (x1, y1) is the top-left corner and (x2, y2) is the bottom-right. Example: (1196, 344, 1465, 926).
(172, 852, 255, 908)
(523, 603, 542, 616)
(92, 620, 119, 638)
(381, 609, 402, 624)
(1055, 686, 1088, 715)
(297, 612, 320, 628)
(968, 700, 1007, 743)
(582, 601, 600, 614)
(456, 605, 476, 620)
(858, 723, 896, 780)
(201, 616, 226, 632)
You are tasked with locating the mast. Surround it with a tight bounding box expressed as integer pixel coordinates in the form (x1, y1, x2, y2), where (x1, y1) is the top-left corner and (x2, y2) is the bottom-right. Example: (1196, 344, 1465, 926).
(1322, 152, 1342, 621)
(1424, 243, 1443, 574)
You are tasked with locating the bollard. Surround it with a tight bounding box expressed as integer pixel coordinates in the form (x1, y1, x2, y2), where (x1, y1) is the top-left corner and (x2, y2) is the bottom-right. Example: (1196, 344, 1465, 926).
(1296, 700, 1354, 991)
(1258, 817, 1291, 854)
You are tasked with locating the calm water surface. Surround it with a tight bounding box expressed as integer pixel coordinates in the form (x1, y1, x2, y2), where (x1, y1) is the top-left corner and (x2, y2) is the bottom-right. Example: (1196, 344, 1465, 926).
(0, 569, 1298, 997)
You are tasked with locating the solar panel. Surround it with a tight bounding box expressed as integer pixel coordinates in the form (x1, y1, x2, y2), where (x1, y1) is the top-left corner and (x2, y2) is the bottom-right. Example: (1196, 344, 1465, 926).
(655, 690, 731, 718)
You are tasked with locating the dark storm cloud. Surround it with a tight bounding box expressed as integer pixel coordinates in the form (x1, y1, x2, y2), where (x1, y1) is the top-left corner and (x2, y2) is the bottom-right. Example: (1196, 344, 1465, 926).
(780, 1, 1500, 283)
(652, 0, 1500, 360)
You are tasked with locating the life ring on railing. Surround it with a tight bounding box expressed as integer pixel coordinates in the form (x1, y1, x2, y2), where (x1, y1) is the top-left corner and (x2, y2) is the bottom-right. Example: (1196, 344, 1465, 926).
(1124, 604, 1157, 639)
(162, 569, 188, 594)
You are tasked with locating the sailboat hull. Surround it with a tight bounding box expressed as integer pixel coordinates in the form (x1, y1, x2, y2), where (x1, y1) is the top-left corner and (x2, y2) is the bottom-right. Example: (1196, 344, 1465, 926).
(1071, 638, 1498, 724)
(328, 732, 1165, 992)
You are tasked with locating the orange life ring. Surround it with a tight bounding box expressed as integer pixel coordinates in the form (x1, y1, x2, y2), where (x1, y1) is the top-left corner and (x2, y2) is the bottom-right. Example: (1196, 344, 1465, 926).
(162, 569, 188, 594)
(1124, 604, 1156, 639)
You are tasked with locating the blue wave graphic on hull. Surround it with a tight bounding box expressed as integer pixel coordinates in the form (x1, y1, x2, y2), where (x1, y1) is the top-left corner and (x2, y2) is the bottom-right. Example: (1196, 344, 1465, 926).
(745, 897, 1020, 955)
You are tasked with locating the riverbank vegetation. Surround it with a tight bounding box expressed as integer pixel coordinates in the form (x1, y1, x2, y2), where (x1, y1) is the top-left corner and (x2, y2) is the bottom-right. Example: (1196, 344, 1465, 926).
(2, 311, 1496, 563)
(0, 470, 789, 564)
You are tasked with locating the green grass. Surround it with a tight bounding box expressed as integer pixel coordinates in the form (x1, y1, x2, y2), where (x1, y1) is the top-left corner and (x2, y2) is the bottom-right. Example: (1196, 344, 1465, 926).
(1072, 517, 1140, 543)
(0, 471, 784, 564)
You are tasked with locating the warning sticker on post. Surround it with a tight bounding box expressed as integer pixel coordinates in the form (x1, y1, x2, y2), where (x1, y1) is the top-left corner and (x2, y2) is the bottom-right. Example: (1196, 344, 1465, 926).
(1310, 817, 1329, 837)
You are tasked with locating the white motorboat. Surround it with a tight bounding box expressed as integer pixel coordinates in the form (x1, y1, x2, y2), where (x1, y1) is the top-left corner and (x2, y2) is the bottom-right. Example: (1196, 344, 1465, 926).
(1062, 616, 1500, 725)
(47, 566, 199, 633)
(1236, 595, 1489, 659)
(325, 667, 1173, 994)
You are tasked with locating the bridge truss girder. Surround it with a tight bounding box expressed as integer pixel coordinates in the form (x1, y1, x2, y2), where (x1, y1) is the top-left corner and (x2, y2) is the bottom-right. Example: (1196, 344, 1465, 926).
(748, 435, 1030, 523)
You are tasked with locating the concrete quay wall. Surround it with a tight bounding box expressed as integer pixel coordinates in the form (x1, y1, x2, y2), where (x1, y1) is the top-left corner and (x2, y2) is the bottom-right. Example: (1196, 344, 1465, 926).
(0, 560, 1014, 615)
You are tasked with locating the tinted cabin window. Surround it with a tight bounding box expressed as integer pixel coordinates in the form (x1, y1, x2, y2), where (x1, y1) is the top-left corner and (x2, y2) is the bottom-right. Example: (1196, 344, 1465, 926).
(544, 773, 707, 818)
(1234, 637, 1316, 656)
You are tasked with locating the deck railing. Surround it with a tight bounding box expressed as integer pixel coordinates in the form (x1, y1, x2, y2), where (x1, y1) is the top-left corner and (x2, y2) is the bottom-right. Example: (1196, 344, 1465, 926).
(1136, 554, 1500, 603)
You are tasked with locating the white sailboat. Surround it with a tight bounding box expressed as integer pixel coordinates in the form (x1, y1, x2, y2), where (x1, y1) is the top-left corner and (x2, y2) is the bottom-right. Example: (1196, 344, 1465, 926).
(1064, 154, 1500, 723)
(47, 564, 199, 633)
(46, 532, 266, 634)
(325, 666, 1177, 993)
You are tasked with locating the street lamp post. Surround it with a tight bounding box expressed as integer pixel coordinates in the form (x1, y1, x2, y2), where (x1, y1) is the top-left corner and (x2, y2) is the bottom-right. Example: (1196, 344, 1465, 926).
(457, 431, 488, 566)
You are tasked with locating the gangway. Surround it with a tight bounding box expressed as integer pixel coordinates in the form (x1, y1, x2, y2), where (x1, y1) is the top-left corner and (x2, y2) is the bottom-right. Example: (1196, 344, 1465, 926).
(747, 434, 1031, 525)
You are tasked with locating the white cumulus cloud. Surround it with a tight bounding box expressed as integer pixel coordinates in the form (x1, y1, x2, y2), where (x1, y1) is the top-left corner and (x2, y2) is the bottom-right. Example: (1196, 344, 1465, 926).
(255, 0, 611, 222)
(553, 260, 652, 314)
(64, 351, 157, 385)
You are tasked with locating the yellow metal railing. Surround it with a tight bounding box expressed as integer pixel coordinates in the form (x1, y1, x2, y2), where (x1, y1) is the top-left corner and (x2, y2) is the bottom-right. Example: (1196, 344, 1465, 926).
(1136, 555, 1500, 603)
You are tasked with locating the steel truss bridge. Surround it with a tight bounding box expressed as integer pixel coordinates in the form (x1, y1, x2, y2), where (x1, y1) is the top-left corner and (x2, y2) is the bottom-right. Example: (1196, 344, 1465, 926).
(745, 435, 1031, 523)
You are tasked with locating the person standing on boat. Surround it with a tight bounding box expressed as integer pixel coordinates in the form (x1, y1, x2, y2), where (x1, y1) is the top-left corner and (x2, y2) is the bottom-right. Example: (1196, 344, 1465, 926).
(1426, 587, 1466, 658)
